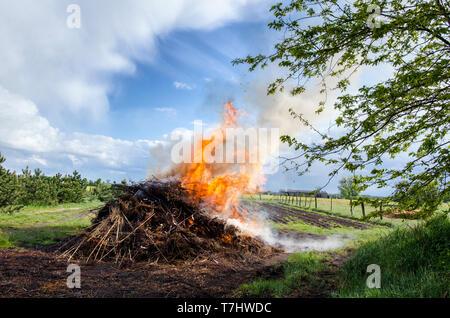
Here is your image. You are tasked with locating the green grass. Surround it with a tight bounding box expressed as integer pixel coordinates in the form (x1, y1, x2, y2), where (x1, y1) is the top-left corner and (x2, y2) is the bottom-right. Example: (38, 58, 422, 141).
(2, 217, 93, 247)
(272, 220, 393, 248)
(235, 214, 448, 298)
(20, 199, 103, 213)
(237, 197, 445, 298)
(334, 214, 450, 298)
(0, 200, 101, 248)
(234, 252, 329, 297)
(0, 229, 12, 248)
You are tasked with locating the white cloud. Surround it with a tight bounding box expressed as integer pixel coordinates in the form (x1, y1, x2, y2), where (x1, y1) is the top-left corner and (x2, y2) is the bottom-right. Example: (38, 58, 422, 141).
(0, 0, 269, 120)
(67, 154, 85, 166)
(173, 81, 194, 90)
(107, 170, 127, 175)
(30, 155, 48, 167)
(17, 155, 48, 167)
(0, 86, 162, 171)
(154, 107, 177, 116)
(0, 0, 271, 179)
(0, 86, 61, 153)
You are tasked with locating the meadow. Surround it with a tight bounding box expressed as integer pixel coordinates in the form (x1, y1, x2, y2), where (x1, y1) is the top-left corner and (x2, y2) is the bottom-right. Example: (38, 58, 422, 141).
(0, 200, 101, 248)
(0, 193, 447, 298)
(237, 196, 449, 298)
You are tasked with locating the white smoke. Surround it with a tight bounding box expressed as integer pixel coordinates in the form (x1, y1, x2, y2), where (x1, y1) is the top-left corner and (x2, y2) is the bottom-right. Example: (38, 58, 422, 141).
(226, 208, 351, 253)
(243, 62, 362, 149)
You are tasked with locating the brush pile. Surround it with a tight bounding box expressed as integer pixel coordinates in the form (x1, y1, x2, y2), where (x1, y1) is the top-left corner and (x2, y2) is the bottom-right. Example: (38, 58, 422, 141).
(62, 179, 272, 265)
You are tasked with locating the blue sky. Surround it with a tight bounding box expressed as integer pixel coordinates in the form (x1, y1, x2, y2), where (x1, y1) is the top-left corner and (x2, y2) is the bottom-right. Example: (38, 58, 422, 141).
(105, 21, 275, 141)
(0, 0, 396, 195)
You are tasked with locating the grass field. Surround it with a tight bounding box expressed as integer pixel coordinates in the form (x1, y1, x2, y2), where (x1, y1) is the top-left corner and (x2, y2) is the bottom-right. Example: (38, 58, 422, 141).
(234, 251, 330, 297)
(236, 197, 448, 298)
(0, 197, 447, 298)
(335, 214, 450, 297)
(235, 214, 449, 298)
(0, 200, 102, 248)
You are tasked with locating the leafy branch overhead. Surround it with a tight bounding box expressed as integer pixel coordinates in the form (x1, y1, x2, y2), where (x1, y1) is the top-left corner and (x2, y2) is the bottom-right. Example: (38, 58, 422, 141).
(233, 0, 449, 214)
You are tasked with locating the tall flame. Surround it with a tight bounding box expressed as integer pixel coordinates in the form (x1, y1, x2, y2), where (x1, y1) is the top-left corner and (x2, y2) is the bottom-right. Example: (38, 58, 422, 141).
(179, 102, 265, 220)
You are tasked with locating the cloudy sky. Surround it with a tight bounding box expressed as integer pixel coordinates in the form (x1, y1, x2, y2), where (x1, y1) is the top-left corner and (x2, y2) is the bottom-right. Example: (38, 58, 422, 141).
(0, 0, 394, 194)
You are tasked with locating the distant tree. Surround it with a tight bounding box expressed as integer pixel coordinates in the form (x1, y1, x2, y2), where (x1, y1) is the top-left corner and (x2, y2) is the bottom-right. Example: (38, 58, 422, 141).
(0, 153, 22, 214)
(64, 171, 86, 203)
(234, 0, 450, 215)
(392, 180, 441, 216)
(0, 153, 129, 207)
(338, 176, 360, 200)
(93, 183, 116, 203)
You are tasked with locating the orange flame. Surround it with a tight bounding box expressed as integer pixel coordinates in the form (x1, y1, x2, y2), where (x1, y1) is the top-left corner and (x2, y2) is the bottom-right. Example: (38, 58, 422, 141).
(180, 102, 265, 221)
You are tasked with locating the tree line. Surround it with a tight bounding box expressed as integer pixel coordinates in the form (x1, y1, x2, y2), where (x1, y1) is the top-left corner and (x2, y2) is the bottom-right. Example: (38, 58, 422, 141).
(0, 153, 124, 214)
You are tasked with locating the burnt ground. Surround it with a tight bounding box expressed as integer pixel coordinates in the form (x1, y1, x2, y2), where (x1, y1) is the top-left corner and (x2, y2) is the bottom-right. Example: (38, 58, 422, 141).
(0, 248, 289, 298)
(0, 202, 374, 298)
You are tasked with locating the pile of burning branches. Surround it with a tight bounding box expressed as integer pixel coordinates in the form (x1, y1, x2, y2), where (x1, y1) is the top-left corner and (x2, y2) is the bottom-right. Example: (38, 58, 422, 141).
(61, 179, 272, 265)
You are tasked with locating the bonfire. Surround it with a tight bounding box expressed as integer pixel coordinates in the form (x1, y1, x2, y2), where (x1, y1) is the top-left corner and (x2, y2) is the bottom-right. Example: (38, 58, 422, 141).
(62, 103, 277, 265)
(62, 180, 272, 265)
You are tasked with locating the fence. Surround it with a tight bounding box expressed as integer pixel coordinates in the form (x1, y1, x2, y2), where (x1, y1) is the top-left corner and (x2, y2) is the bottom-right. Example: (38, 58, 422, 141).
(246, 193, 380, 219)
